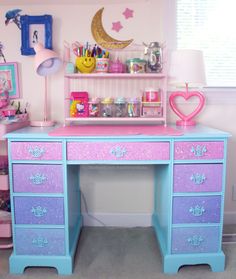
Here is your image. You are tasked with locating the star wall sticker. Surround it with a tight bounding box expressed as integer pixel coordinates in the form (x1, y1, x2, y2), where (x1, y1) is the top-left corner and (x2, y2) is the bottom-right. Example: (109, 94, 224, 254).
(112, 21, 123, 32)
(123, 8, 134, 19)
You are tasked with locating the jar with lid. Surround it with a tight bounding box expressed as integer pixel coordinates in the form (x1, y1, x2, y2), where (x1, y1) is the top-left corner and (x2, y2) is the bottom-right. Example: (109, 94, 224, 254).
(144, 42, 162, 73)
(127, 98, 140, 117)
(101, 97, 114, 117)
(89, 98, 100, 117)
(114, 97, 126, 117)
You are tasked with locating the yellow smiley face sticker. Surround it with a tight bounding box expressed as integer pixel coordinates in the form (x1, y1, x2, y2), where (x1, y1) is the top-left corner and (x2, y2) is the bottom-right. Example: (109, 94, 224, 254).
(76, 57, 96, 73)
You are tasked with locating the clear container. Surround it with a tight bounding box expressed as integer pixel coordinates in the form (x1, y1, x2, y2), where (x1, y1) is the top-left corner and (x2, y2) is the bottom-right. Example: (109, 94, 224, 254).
(127, 98, 140, 117)
(101, 98, 114, 117)
(89, 98, 100, 117)
(114, 97, 126, 117)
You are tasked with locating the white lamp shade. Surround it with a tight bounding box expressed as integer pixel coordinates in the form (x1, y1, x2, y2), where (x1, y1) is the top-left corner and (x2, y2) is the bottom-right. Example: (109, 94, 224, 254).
(34, 43, 62, 76)
(169, 49, 206, 88)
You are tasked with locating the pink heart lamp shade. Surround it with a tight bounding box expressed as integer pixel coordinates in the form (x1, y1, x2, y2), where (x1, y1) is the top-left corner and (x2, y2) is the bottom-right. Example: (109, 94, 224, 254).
(168, 49, 206, 126)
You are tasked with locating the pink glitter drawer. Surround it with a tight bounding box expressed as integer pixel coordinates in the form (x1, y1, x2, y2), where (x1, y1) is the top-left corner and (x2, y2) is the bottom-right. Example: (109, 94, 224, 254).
(174, 141, 224, 160)
(67, 142, 170, 161)
(173, 164, 223, 192)
(11, 142, 63, 161)
(13, 164, 63, 193)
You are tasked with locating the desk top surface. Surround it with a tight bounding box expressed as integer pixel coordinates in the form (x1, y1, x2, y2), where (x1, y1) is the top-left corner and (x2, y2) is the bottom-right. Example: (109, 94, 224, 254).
(5, 124, 231, 140)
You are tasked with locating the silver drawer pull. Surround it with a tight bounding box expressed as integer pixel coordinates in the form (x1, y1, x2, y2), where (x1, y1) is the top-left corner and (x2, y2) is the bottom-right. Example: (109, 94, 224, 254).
(187, 235, 204, 246)
(30, 173, 47, 185)
(190, 145, 207, 157)
(28, 146, 45, 158)
(190, 173, 206, 185)
(189, 205, 205, 216)
(31, 206, 47, 217)
(110, 146, 127, 158)
(32, 236, 48, 248)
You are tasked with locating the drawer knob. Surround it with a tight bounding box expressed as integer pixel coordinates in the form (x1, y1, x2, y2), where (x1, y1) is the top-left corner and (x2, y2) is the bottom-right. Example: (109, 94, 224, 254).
(189, 205, 205, 216)
(187, 235, 204, 246)
(191, 145, 207, 157)
(30, 173, 47, 185)
(110, 146, 127, 158)
(32, 236, 48, 248)
(31, 206, 47, 217)
(190, 173, 206, 185)
(28, 146, 45, 158)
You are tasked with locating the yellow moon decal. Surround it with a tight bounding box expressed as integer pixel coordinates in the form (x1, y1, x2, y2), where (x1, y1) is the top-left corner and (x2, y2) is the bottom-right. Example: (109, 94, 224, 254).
(91, 7, 133, 50)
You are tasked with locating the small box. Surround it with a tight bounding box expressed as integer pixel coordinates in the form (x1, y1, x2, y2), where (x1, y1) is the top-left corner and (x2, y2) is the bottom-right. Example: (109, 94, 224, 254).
(141, 103, 163, 117)
(70, 92, 89, 117)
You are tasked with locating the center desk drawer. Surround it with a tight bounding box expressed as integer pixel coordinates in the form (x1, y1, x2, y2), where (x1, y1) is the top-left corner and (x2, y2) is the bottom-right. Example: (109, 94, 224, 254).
(67, 142, 170, 161)
(11, 142, 63, 161)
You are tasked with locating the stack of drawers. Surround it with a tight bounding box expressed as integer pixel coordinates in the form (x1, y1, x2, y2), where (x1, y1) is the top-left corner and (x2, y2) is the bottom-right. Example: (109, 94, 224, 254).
(172, 141, 225, 260)
(10, 142, 65, 258)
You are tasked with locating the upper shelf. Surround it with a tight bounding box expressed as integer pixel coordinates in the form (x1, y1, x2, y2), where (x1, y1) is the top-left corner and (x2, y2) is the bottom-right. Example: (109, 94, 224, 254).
(64, 73, 166, 79)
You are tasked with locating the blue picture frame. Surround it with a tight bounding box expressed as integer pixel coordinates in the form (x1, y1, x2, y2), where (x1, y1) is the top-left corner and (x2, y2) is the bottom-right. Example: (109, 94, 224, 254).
(20, 15, 52, 56)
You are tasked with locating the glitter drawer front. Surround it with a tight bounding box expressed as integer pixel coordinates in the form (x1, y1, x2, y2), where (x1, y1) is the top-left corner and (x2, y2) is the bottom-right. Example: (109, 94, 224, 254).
(11, 142, 63, 161)
(67, 142, 170, 161)
(12, 164, 64, 193)
(171, 226, 220, 254)
(14, 197, 64, 225)
(173, 164, 223, 192)
(174, 141, 224, 160)
(14, 228, 65, 255)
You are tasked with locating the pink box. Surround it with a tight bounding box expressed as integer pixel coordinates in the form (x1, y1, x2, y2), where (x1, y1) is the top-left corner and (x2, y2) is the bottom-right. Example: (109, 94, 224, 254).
(70, 91, 89, 117)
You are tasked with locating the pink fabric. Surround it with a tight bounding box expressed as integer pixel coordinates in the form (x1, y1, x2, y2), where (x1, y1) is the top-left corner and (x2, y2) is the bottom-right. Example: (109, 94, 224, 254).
(49, 125, 183, 137)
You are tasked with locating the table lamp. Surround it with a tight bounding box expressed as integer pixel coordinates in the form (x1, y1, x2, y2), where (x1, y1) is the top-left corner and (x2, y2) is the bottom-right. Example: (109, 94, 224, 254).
(168, 49, 206, 126)
(30, 43, 62, 127)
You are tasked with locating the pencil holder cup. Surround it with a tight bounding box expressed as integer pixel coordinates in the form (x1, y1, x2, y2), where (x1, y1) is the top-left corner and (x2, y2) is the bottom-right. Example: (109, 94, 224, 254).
(75, 57, 96, 73)
(95, 58, 109, 73)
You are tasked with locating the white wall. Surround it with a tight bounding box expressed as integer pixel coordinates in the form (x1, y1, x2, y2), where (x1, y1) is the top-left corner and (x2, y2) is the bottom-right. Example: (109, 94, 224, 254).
(1, 0, 236, 225)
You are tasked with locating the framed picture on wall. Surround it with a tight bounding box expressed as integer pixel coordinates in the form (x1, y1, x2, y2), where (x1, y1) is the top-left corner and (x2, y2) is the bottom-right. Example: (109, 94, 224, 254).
(0, 62, 20, 99)
(20, 15, 52, 55)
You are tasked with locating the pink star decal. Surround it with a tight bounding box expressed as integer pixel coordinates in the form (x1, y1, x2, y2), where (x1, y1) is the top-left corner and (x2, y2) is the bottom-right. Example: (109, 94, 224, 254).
(112, 21, 123, 32)
(123, 8, 134, 19)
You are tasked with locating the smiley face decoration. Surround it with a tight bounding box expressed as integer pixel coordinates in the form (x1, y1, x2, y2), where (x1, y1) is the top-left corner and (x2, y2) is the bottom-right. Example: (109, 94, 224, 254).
(91, 7, 133, 50)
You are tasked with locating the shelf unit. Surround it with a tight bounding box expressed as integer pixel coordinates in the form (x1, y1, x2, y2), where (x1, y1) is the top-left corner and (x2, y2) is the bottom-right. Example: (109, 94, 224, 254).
(64, 72, 167, 126)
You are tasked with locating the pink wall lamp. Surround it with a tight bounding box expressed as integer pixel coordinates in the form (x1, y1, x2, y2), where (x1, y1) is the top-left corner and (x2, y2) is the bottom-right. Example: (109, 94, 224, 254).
(168, 49, 206, 126)
(30, 43, 62, 127)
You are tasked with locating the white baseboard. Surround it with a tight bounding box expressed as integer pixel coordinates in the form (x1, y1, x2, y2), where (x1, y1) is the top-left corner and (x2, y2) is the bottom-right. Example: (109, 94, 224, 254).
(82, 213, 152, 227)
(224, 211, 236, 225)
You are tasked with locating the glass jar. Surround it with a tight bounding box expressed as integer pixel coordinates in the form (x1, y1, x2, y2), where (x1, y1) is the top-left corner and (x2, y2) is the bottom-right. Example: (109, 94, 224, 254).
(89, 98, 100, 117)
(127, 98, 140, 117)
(101, 97, 114, 117)
(114, 97, 126, 117)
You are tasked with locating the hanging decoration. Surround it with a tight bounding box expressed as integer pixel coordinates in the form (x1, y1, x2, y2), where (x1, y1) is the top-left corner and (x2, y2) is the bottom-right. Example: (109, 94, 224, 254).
(91, 7, 133, 50)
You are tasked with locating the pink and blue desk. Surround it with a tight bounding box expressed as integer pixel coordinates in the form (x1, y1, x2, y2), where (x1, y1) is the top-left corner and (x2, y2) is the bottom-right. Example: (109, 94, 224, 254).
(5, 124, 230, 274)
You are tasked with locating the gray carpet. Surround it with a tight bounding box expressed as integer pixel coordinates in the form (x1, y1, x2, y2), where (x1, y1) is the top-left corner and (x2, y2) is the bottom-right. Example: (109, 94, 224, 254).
(1, 227, 236, 279)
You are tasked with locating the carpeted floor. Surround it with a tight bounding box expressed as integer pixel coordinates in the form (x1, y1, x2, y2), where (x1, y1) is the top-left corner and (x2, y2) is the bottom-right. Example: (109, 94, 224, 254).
(1, 227, 236, 279)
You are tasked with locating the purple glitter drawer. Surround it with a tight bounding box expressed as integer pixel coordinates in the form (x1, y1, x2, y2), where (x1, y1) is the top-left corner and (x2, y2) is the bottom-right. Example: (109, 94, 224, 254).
(172, 226, 220, 254)
(67, 142, 170, 161)
(174, 141, 224, 160)
(15, 228, 65, 255)
(11, 142, 62, 161)
(13, 164, 63, 193)
(173, 164, 223, 192)
(14, 197, 64, 225)
(172, 196, 221, 224)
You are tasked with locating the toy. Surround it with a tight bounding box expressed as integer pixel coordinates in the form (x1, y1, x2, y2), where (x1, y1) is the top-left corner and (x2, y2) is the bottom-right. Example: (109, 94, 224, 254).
(70, 92, 89, 117)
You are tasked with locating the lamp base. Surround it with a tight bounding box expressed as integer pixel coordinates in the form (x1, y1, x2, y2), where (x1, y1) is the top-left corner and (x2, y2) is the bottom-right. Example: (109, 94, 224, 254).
(30, 120, 55, 127)
(176, 119, 196, 126)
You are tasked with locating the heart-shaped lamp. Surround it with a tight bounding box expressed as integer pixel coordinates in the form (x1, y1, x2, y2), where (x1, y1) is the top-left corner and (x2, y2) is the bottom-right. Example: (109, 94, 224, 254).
(168, 49, 206, 126)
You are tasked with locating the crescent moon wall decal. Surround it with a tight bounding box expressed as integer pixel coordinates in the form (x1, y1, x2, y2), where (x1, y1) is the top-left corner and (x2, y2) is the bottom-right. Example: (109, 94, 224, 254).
(91, 7, 133, 50)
